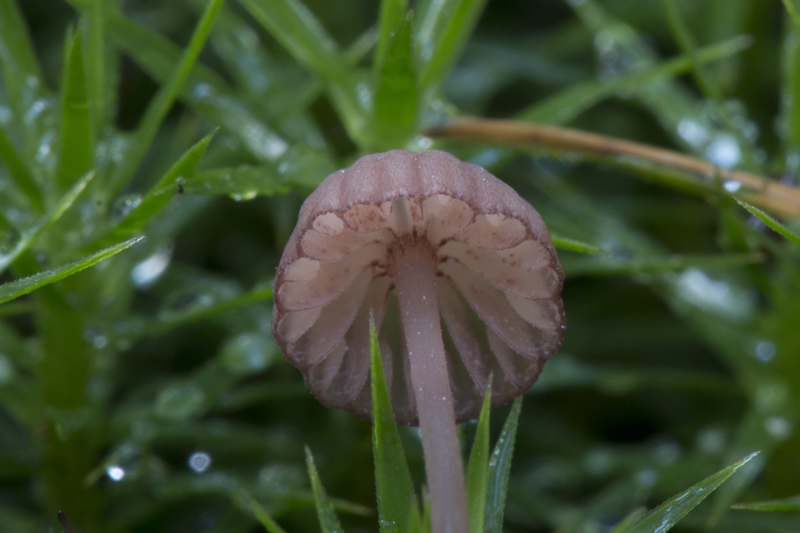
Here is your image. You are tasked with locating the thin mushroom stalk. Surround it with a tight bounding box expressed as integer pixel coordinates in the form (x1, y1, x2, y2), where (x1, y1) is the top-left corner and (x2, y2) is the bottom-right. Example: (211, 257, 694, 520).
(272, 150, 566, 533)
(387, 237, 468, 532)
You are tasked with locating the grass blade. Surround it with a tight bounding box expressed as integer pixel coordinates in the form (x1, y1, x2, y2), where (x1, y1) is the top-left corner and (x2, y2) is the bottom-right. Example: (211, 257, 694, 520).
(111, 284, 272, 343)
(374, 12, 417, 149)
(732, 494, 800, 511)
(84, 0, 107, 134)
(238, 490, 289, 533)
(570, 0, 758, 168)
(117, 0, 225, 191)
(551, 234, 608, 255)
(660, 0, 722, 105)
(734, 197, 800, 247)
(660, 0, 752, 163)
(0, 122, 43, 212)
(560, 252, 764, 278)
(239, 0, 364, 143)
(783, 0, 800, 149)
(0, 0, 46, 115)
(103, 9, 289, 162)
(608, 508, 647, 533)
(518, 35, 751, 126)
(98, 130, 215, 247)
(371, 314, 417, 533)
(783, 0, 800, 30)
(375, 0, 408, 69)
(705, 407, 786, 527)
(203, 4, 325, 148)
(484, 396, 522, 533)
(156, 144, 335, 197)
(305, 447, 345, 533)
(625, 452, 759, 533)
(0, 171, 95, 276)
(466, 378, 492, 533)
(56, 28, 93, 191)
(418, 0, 488, 91)
(0, 235, 143, 304)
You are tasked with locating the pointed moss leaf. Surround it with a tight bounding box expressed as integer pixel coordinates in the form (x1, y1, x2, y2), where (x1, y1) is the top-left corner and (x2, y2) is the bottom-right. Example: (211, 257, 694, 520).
(562, 0, 730, 156)
(551, 234, 608, 255)
(734, 197, 800, 247)
(0, 236, 143, 305)
(561, 252, 763, 278)
(535, 356, 737, 396)
(113, 284, 272, 344)
(239, 0, 364, 142)
(732, 494, 800, 511)
(784, 0, 800, 31)
(374, 13, 417, 148)
(375, 0, 408, 68)
(661, 0, 722, 106)
(466, 376, 492, 533)
(518, 35, 750, 126)
(305, 447, 345, 533)
(421, 486, 431, 533)
(84, 1, 107, 134)
(625, 452, 760, 533)
(57, 28, 93, 190)
(406, 503, 423, 533)
(117, 0, 225, 192)
(239, 490, 289, 533)
(101, 130, 215, 246)
(784, 0, 800, 146)
(176, 166, 288, 198)
(105, 10, 289, 163)
(484, 396, 522, 533)
(0, 0, 46, 117)
(0, 122, 43, 212)
(371, 313, 417, 533)
(417, 0, 488, 90)
(0, 170, 95, 276)
(159, 145, 335, 197)
(608, 508, 646, 533)
(706, 407, 783, 526)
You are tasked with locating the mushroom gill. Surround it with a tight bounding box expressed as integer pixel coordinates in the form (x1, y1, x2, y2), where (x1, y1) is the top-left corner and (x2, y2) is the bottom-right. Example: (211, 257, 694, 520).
(273, 150, 565, 424)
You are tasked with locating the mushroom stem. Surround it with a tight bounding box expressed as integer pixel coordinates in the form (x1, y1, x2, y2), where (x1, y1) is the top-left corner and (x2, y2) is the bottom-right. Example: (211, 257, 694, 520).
(388, 240, 469, 533)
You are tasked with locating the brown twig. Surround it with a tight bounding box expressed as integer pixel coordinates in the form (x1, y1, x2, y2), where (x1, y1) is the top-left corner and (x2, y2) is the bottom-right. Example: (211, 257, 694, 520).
(425, 118, 800, 219)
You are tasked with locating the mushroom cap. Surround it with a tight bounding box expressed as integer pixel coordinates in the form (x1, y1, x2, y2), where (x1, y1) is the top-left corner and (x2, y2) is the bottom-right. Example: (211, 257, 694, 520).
(272, 149, 565, 424)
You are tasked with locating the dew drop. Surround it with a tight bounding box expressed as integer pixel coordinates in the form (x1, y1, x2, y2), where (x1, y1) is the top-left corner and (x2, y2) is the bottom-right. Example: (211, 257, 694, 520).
(754, 341, 776, 363)
(189, 451, 212, 473)
(220, 333, 277, 376)
(106, 465, 125, 481)
(705, 134, 741, 168)
(723, 180, 742, 192)
(764, 417, 793, 439)
(131, 247, 172, 288)
(113, 194, 143, 219)
(154, 383, 205, 421)
(0, 354, 15, 385)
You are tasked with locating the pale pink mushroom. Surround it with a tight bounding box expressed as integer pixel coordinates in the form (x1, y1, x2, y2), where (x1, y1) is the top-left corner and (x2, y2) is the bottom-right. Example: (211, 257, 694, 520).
(272, 149, 565, 533)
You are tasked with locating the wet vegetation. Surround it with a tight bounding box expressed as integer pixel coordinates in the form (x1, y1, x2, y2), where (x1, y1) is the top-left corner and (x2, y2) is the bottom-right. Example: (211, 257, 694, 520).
(0, 0, 799, 532)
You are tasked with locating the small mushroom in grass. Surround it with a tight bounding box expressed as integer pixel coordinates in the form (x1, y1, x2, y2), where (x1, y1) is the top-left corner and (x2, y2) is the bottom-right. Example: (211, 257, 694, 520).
(272, 150, 565, 532)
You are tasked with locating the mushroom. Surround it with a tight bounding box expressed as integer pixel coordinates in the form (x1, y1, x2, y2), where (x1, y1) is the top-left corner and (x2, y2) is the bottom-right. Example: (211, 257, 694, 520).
(272, 149, 565, 532)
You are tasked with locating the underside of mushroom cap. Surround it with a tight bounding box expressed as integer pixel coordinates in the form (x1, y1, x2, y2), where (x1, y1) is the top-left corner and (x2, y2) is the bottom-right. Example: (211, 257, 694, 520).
(272, 150, 565, 425)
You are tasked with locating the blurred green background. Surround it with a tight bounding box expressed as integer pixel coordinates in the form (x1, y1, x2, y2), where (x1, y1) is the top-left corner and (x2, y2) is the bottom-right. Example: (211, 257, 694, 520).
(1, 0, 800, 531)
